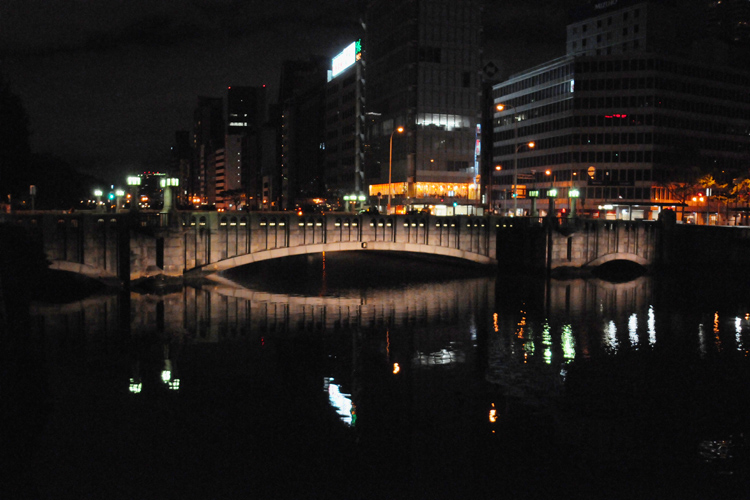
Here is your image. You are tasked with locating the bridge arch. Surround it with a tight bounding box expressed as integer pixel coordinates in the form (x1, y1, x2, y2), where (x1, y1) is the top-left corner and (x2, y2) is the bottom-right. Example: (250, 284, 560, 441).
(585, 252, 651, 268)
(191, 240, 497, 276)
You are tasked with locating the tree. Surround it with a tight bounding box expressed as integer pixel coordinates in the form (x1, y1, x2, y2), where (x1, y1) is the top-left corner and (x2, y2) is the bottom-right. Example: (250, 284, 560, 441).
(656, 165, 703, 221)
(731, 176, 750, 225)
(698, 174, 732, 224)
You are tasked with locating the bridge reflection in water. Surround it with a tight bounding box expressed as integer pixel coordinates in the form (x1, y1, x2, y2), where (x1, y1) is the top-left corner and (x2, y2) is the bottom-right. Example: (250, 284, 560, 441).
(29, 271, 750, 403)
(25, 262, 750, 497)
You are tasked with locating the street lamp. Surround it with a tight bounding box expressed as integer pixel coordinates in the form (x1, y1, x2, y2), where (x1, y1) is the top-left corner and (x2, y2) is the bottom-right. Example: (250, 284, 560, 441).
(488, 164, 502, 213)
(496, 103, 534, 215)
(388, 126, 404, 214)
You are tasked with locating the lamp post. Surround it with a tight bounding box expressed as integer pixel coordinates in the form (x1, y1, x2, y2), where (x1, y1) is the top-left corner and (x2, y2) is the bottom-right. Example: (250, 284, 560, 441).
(496, 104, 534, 215)
(388, 126, 405, 214)
(93, 189, 103, 211)
(488, 164, 502, 213)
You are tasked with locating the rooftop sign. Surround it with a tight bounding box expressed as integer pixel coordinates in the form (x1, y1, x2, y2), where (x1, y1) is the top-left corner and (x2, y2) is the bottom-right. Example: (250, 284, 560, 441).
(331, 40, 362, 79)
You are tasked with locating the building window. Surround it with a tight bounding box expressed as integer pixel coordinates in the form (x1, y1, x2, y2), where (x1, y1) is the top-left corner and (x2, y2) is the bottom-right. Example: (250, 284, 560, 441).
(623, 27, 628, 36)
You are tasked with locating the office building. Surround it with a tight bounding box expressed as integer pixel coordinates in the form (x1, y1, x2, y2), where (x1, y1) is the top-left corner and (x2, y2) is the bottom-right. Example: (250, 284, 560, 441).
(325, 40, 366, 207)
(222, 86, 267, 210)
(279, 57, 330, 210)
(490, 0, 750, 220)
(365, 0, 483, 215)
(191, 96, 224, 207)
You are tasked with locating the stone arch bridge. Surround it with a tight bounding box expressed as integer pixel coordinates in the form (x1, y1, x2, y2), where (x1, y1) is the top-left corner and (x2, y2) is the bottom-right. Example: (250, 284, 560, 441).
(6, 211, 741, 284)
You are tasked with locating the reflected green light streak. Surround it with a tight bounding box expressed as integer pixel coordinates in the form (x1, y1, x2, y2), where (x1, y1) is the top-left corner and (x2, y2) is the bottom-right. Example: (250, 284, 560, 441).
(543, 321, 552, 364)
(561, 324, 575, 360)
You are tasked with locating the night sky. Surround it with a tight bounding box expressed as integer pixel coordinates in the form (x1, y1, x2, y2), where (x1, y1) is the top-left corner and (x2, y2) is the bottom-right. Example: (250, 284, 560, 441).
(1, 0, 577, 183)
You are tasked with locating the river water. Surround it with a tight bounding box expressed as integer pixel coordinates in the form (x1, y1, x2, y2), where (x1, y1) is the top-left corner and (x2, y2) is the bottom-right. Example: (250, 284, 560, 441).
(7, 252, 750, 499)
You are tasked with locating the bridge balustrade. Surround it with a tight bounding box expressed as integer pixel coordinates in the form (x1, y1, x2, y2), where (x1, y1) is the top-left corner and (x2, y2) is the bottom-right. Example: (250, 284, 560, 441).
(332, 218, 360, 243)
(402, 217, 428, 245)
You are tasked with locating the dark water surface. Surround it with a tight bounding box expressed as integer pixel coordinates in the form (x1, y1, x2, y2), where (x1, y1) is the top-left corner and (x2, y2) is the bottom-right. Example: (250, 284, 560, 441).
(5, 252, 750, 499)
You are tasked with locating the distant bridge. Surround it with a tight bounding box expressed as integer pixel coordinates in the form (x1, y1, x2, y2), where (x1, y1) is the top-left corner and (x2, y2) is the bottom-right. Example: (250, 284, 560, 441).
(3, 210, 749, 283)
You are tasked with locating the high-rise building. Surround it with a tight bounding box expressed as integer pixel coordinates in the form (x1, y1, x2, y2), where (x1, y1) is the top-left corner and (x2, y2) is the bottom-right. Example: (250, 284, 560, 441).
(170, 130, 191, 207)
(191, 96, 224, 206)
(325, 40, 366, 207)
(279, 57, 329, 210)
(490, 0, 750, 221)
(705, 0, 750, 46)
(222, 86, 267, 209)
(365, 0, 484, 215)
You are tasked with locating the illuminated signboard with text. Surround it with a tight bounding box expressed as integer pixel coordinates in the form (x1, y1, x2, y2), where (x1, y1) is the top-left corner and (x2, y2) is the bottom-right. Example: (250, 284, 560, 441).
(331, 40, 362, 79)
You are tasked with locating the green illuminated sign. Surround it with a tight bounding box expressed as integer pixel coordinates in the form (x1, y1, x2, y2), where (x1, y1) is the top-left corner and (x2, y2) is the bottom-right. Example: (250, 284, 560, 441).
(548, 189, 558, 198)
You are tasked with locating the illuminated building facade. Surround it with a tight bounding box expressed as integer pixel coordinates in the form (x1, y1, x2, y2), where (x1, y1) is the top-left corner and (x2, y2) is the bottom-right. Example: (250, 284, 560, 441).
(365, 0, 483, 214)
(491, 0, 750, 220)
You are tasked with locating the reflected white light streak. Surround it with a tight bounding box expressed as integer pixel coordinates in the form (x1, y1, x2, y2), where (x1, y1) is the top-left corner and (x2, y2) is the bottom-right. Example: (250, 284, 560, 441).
(415, 349, 464, 365)
(324, 377, 354, 426)
(648, 305, 656, 345)
(698, 324, 707, 357)
(735, 317, 743, 351)
(561, 324, 575, 360)
(605, 320, 618, 352)
(628, 314, 638, 347)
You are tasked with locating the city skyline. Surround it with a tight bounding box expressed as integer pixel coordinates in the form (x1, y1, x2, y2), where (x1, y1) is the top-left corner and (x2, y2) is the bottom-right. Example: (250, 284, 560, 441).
(0, 0, 576, 183)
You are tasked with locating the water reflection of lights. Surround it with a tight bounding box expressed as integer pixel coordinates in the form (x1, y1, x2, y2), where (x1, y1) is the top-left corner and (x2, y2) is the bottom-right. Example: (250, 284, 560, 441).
(628, 314, 638, 347)
(561, 325, 575, 361)
(714, 311, 722, 351)
(324, 377, 355, 426)
(516, 306, 527, 339)
(129, 378, 142, 394)
(415, 349, 464, 366)
(605, 320, 618, 352)
(542, 321, 552, 364)
(393, 363, 400, 374)
(735, 317, 744, 352)
(493, 313, 499, 333)
(648, 305, 656, 345)
(161, 360, 180, 391)
(698, 324, 708, 357)
(489, 403, 498, 423)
